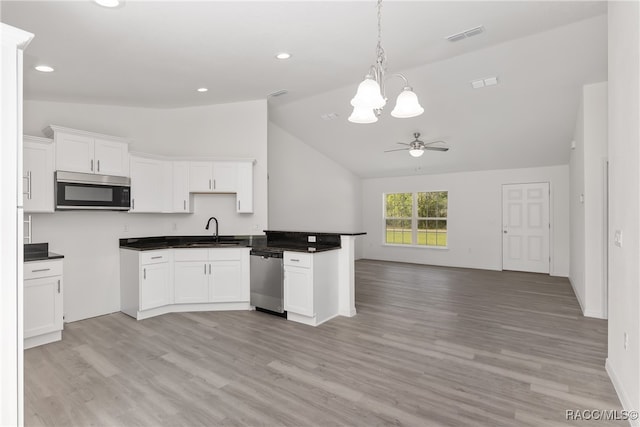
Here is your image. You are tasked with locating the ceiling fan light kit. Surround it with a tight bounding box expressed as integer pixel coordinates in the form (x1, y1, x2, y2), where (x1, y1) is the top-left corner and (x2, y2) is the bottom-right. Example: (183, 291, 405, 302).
(348, 0, 424, 124)
(409, 148, 425, 157)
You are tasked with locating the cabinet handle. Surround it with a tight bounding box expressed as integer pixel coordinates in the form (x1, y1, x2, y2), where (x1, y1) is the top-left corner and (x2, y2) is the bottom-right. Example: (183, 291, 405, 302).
(143, 268, 146, 279)
(213, 179, 216, 189)
(23, 171, 32, 200)
(97, 160, 100, 172)
(238, 200, 240, 211)
(132, 199, 135, 210)
(183, 200, 186, 210)
(91, 159, 94, 172)
(208, 264, 211, 275)
(31, 268, 50, 273)
(204, 264, 207, 274)
(209, 179, 212, 190)
(151, 256, 162, 259)
(290, 259, 300, 262)
(57, 279, 61, 293)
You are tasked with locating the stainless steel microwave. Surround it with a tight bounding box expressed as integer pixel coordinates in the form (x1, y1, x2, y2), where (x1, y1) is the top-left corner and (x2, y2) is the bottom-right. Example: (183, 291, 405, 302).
(55, 171, 131, 211)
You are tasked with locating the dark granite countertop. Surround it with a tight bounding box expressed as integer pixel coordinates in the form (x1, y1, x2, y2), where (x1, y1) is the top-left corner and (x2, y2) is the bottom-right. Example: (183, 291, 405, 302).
(24, 243, 65, 262)
(264, 230, 366, 236)
(119, 235, 341, 253)
(25, 252, 65, 262)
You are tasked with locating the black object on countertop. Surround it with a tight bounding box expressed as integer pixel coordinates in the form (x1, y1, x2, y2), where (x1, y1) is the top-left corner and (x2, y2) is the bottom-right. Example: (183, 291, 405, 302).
(24, 243, 64, 262)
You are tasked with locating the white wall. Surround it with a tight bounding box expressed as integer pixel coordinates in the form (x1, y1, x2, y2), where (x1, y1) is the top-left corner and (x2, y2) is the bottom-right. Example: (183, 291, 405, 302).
(361, 165, 569, 276)
(24, 99, 268, 322)
(267, 122, 363, 237)
(569, 82, 608, 319)
(606, 1, 640, 421)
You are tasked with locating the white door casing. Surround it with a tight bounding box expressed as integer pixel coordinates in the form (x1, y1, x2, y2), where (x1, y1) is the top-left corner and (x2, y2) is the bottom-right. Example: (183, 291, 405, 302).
(502, 182, 550, 274)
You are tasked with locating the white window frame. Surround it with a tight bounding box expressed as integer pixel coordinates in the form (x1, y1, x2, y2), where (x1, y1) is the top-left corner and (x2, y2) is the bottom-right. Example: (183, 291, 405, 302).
(383, 191, 448, 248)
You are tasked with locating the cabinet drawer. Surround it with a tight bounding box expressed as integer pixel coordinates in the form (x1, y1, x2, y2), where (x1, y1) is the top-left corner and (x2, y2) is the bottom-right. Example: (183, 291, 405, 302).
(140, 250, 169, 265)
(24, 260, 63, 280)
(284, 252, 311, 268)
(173, 248, 209, 262)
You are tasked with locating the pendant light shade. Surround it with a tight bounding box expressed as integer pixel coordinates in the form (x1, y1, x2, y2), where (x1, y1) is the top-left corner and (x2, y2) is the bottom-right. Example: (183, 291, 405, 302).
(348, 106, 378, 124)
(409, 148, 425, 157)
(390, 87, 424, 118)
(350, 75, 386, 109)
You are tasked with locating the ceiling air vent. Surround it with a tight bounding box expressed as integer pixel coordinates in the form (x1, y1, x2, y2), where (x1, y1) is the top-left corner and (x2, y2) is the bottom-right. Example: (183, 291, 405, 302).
(268, 89, 288, 98)
(446, 25, 484, 42)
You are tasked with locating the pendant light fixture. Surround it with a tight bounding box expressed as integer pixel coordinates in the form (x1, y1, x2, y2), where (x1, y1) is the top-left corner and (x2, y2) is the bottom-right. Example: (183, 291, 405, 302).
(349, 0, 424, 124)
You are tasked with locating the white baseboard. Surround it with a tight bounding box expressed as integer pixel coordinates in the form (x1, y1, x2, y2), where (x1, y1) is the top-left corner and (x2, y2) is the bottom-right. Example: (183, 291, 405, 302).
(606, 358, 639, 427)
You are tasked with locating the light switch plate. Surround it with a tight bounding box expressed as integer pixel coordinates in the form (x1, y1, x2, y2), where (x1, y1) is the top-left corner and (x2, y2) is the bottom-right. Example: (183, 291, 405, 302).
(308, 235, 316, 243)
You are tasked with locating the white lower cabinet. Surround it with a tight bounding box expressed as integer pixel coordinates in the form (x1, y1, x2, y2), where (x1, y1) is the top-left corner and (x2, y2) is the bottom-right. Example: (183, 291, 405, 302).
(284, 250, 339, 326)
(24, 259, 63, 349)
(121, 247, 249, 320)
(173, 248, 249, 304)
(120, 249, 172, 319)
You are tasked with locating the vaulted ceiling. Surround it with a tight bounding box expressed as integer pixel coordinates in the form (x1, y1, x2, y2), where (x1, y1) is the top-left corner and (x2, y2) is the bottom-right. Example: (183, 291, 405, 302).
(1, 1, 607, 178)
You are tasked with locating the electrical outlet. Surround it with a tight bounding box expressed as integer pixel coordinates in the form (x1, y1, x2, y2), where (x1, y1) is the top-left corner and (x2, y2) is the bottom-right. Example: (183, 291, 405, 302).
(308, 235, 316, 243)
(624, 332, 629, 350)
(123, 224, 129, 232)
(172, 223, 177, 231)
(614, 230, 623, 247)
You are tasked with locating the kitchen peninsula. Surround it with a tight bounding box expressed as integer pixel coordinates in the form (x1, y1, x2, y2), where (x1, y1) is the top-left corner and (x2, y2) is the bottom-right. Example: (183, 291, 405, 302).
(120, 230, 364, 326)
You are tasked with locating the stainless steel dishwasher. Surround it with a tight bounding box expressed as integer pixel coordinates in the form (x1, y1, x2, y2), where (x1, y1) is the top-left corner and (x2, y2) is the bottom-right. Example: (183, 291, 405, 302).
(250, 248, 285, 316)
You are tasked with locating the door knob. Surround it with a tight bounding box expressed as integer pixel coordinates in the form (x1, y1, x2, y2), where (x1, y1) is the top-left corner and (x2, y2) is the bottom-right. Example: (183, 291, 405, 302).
(503, 230, 508, 234)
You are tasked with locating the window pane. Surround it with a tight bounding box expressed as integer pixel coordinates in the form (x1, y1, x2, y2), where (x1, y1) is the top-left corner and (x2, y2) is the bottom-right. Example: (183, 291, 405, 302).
(426, 192, 436, 217)
(436, 220, 447, 246)
(385, 193, 412, 218)
(386, 219, 412, 244)
(417, 193, 427, 217)
(436, 192, 448, 218)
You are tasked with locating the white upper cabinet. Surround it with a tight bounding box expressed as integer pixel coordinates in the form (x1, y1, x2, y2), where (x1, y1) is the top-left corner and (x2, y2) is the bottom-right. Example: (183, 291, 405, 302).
(129, 155, 169, 213)
(236, 161, 253, 213)
(189, 161, 213, 192)
(189, 161, 238, 193)
(23, 136, 54, 213)
(212, 162, 237, 192)
(172, 161, 192, 213)
(45, 126, 130, 177)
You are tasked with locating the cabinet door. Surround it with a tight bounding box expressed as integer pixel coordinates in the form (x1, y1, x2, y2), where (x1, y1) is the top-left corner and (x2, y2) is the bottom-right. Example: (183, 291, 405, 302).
(212, 162, 237, 192)
(94, 138, 129, 177)
(174, 261, 209, 303)
(140, 262, 170, 310)
(24, 276, 63, 338)
(130, 156, 165, 213)
(55, 133, 94, 173)
(284, 266, 314, 316)
(172, 161, 191, 212)
(23, 140, 54, 212)
(210, 260, 243, 302)
(236, 162, 253, 213)
(189, 161, 213, 192)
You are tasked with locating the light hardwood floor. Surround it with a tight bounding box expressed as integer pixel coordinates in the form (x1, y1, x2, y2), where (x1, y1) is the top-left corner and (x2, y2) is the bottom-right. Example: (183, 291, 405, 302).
(25, 260, 624, 426)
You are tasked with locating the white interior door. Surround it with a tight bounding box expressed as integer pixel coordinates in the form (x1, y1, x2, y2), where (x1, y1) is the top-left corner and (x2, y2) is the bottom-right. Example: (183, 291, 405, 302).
(502, 182, 550, 273)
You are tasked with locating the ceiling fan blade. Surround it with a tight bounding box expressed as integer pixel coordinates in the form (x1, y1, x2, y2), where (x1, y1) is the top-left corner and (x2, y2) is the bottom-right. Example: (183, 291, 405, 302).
(384, 148, 410, 153)
(424, 146, 449, 152)
(423, 140, 446, 146)
(395, 142, 411, 146)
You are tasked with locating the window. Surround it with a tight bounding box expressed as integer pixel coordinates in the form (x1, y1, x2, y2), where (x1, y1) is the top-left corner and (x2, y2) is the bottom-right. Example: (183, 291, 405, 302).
(384, 191, 448, 247)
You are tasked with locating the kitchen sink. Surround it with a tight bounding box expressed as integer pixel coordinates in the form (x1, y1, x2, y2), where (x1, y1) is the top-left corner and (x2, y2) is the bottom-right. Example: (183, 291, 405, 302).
(181, 241, 241, 248)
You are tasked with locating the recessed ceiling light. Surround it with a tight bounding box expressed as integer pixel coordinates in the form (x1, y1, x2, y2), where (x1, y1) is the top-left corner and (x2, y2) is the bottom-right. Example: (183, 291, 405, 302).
(446, 25, 484, 42)
(197, 88, 208, 93)
(275, 52, 291, 60)
(94, 0, 121, 7)
(34, 65, 54, 73)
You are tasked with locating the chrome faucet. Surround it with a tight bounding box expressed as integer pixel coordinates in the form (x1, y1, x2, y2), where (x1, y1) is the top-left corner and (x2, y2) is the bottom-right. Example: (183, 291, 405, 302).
(205, 216, 219, 242)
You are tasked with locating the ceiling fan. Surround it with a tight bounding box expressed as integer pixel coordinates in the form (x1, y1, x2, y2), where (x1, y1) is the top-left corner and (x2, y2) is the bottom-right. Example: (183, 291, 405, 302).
(385, 132, 449, 157)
